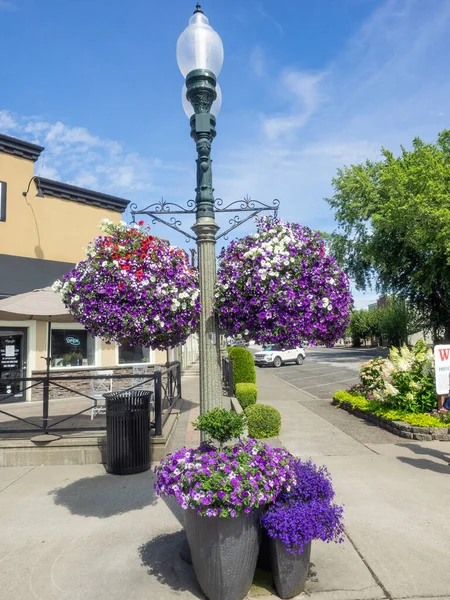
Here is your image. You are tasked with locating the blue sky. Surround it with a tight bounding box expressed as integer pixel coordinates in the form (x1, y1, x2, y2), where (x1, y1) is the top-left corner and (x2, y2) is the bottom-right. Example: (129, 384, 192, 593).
(1, 0, 449, 308)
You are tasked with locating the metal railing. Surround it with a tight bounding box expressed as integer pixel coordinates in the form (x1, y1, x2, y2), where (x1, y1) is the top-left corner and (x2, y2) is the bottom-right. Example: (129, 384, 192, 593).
(0, 361, 182, 436)
(222, 357, 233, 397)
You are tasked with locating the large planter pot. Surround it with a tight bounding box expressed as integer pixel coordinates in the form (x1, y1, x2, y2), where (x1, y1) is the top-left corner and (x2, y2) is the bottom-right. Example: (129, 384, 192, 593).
(184, 508, 262, 600)
(270, 538, 311, 599)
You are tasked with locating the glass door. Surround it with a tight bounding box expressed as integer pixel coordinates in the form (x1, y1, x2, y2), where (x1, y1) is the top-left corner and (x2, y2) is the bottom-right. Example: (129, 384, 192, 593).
(0, 328, 28, 402)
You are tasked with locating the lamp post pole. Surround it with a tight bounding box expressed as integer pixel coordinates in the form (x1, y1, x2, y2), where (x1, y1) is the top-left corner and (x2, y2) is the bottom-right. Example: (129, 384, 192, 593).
(129, 5, 279, 416)
(179, 5, 224, 414)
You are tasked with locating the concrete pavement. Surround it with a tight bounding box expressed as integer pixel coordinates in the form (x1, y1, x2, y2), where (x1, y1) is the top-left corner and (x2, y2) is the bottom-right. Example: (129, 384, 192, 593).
(0, 366, 449, 600)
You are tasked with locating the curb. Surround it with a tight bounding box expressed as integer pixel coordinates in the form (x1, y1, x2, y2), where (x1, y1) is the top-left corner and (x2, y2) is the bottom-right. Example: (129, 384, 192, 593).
(333, 400, 450, 441)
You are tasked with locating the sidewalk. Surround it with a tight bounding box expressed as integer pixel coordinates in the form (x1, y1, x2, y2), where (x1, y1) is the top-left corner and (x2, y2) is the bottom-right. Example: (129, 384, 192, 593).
(0, 368, 449, 600)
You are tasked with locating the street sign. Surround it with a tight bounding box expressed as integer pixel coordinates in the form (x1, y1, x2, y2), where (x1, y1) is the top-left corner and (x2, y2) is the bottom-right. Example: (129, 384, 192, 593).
(433, 345, 450, 394)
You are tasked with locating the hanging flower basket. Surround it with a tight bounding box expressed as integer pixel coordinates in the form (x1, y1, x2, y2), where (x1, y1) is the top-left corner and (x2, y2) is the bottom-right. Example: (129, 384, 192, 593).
(54, 220, 200, 350)
(215, 217, 353, 347)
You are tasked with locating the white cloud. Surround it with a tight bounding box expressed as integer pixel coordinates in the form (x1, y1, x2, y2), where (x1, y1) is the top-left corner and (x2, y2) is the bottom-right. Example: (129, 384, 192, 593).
(262, 70, 326, 139)
(0, 110, 17, 130)
(0, 111, 187, 199)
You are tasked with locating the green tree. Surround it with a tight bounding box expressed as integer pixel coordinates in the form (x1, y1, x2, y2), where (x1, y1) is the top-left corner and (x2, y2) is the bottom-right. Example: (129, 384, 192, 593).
(326, 130, 450, 341)
(348, 308, 380, 346)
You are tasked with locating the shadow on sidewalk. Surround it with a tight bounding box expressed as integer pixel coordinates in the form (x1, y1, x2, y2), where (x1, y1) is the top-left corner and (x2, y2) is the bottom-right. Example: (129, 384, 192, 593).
(49, 471, 158, 518)
(397, 443, 450, 474)
(139, 530, 205, 599)
(179, 398, 199, 414)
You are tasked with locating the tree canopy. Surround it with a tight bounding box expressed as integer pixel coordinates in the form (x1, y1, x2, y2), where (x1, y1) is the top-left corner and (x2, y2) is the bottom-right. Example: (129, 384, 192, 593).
(326, 130, 450, 340)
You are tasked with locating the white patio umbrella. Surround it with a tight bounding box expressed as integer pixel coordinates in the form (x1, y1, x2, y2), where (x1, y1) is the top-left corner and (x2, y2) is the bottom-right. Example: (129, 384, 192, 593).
(0, 286, 75, 372)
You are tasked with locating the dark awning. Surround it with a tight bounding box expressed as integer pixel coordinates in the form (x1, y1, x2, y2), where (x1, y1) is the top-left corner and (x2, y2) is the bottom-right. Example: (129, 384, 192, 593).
(0, 254, 75, 299)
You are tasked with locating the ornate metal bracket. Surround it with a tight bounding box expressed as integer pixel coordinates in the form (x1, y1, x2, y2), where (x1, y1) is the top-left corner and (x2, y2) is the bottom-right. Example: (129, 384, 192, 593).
(130, 199, 197, 242)
(214, 195, 280, 240)
(129, 194, 280, 243)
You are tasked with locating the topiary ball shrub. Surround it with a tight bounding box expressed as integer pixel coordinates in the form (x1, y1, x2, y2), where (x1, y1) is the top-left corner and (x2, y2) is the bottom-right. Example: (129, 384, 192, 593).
(235, 383, 258, 410)
(245, 404, 281, 438)
(228, 347, 256, 386)
(192, 408, 247, 448)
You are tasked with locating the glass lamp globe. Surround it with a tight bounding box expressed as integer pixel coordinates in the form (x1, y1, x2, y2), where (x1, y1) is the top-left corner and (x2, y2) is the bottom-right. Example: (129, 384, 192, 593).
(176, 6, 224, 78)
(182, 82, 222, 118)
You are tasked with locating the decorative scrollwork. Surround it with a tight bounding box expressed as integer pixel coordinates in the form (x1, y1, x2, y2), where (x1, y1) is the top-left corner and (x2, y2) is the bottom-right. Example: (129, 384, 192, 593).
(131, 197, 197, 217)
(228, 215, 240, 227)
(128, 194, 281, 243)
(214, 195, 280, 214)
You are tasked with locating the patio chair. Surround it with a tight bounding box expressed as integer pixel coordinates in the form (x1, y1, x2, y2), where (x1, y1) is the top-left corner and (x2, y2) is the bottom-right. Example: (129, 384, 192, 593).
(132, 365, 155, 407)
(90, 370, 113, 419)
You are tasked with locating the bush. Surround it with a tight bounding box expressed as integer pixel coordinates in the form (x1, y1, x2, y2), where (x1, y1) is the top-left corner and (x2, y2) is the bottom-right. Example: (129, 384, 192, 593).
(228, 347, 256, 386)
(192, 408, 247, 447)
(358, 341, 435, 413)
(245, 404, 281, 438)
(235, 383, 258, 409)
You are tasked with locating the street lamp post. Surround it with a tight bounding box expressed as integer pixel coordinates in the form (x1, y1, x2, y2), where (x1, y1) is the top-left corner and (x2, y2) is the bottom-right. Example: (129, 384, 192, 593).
(176, 3, 224, 414)
(130, 5, 280, 420)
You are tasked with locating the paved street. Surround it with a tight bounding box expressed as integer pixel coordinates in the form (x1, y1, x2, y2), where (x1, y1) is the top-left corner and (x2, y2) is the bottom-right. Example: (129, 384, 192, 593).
(252, 345, 388, 400)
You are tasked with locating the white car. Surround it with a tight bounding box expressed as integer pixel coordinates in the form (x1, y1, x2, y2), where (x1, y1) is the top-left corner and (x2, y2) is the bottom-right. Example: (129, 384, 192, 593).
(254, 345, 306, 368)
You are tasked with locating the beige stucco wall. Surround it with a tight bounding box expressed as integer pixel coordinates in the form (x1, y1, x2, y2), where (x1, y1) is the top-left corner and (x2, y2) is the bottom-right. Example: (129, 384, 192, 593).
(0, 153, 122, 263)
(35, 321, 48, 371)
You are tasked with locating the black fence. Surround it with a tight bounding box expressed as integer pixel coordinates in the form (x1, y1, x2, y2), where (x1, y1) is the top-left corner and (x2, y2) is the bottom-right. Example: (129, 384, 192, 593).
(0, 361, 182, 437)
(222, 357, 233, 397)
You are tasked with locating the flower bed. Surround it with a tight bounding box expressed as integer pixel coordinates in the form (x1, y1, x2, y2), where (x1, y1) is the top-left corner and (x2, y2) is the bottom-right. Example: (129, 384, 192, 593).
(333, 391, 450, 441)
(215, 217, 353, 347)
(331, 340, 450, 440)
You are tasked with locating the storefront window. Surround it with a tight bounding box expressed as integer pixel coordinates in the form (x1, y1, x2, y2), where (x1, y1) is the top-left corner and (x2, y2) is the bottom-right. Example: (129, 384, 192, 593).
(118, 341, 150, 364)
(51, 329, 95, 367)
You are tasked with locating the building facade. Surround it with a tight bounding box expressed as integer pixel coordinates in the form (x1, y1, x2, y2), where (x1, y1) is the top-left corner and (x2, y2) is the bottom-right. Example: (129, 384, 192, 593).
(0, 133, 197, 401)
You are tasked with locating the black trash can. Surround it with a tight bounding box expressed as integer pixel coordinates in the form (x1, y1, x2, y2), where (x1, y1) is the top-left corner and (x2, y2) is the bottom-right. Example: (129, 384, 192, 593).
(104, 390, 152, 475)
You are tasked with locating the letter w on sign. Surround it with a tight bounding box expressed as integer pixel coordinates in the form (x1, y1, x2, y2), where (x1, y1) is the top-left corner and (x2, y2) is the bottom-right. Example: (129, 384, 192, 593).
(438, 348, 450, 361)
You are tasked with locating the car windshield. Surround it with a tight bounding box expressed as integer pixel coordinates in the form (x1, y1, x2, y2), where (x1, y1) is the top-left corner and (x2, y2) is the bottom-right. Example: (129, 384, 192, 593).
(263, 345, 282, 351)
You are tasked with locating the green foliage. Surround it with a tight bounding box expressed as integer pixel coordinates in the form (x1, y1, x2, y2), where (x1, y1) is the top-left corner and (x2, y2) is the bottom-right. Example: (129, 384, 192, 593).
(362, 341, 436, 413)
(228, 347, 256, 386)
(192, 408, 247, 447)
(326, 130, 450, 340)
(245, 404, 281, 438)
(235, 382, 258, 410)
(333, 390, 446, 428)
(347, 297, 423, 348)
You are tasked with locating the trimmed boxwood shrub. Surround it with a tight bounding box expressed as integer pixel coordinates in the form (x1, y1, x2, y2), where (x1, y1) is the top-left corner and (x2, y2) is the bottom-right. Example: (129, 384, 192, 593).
(245, 404, 281, 438)
(235, 383, 258, 410)
(228, 347, 256, 386)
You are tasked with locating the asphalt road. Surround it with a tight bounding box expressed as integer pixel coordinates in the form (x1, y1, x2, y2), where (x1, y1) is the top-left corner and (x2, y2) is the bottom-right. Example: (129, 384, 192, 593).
(252, 345, 388, 400)
(251, 345, 396, 445)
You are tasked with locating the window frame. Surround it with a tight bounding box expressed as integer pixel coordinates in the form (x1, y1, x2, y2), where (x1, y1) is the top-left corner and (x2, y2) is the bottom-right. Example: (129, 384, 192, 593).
(49, 323, 100, 370)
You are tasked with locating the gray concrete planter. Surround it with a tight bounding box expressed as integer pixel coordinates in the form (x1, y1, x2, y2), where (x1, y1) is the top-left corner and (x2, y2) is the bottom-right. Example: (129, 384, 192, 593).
(184, 508, 262, 600)
(271, 538, 311, 599)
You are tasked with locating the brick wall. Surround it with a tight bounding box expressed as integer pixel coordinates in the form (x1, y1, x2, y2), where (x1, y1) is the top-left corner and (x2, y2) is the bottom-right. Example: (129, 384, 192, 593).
(30, 365, 156, 402)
